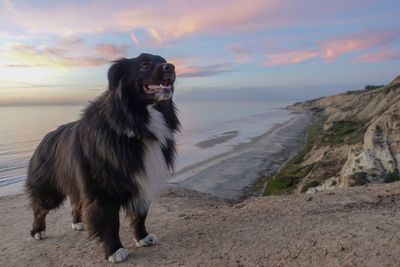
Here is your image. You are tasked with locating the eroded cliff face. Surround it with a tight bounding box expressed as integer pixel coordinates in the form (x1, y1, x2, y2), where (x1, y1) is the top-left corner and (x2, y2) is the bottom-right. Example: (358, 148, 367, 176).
(292, 75, 400, 192)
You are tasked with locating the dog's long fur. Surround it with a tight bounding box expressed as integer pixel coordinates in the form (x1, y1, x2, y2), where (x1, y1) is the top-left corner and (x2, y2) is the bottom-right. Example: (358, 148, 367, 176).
(25, 53, 180, 261)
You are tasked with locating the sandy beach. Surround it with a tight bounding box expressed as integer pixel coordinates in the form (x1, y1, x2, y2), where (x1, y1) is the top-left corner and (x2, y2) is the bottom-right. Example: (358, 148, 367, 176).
(171, 111, 312, 200)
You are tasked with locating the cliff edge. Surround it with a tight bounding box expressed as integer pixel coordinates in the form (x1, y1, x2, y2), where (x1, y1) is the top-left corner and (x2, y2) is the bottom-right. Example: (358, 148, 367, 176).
(289, 75, 400, 193)
(2, 184, 400, 266)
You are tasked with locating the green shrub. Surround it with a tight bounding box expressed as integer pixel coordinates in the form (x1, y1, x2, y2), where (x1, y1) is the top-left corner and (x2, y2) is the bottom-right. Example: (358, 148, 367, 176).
(384, 170, 400, 183)
(264, 176, 300, 196)
(350, 172, 369, 186)
(364, 85, 384, 91)
(301, 180, 321, 193)
(322, 120, 367, 145)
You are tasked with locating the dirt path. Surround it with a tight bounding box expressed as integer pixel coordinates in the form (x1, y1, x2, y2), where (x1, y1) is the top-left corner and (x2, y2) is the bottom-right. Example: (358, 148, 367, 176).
(1, 183, 400, 266)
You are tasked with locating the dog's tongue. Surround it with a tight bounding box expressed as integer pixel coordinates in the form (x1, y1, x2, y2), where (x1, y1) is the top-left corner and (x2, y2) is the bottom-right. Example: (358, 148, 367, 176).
(145, 84, 172, 94)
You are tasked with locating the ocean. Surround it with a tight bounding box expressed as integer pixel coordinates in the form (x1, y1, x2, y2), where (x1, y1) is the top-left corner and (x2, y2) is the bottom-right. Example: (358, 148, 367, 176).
(0, 100, 294, 195)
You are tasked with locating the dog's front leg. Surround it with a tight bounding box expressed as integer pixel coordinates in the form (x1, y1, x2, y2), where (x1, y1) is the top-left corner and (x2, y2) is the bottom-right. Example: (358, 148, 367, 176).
(129, 211, 158, 247)
(83, 199, 128, 263)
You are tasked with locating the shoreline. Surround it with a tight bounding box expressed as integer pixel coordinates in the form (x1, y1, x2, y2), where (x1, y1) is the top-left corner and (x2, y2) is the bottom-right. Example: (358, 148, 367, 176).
(171, 111, 313, 200)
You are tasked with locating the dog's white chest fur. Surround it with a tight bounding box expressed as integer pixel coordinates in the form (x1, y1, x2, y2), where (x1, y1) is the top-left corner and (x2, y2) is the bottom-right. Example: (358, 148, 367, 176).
(130, 106, 172, 212)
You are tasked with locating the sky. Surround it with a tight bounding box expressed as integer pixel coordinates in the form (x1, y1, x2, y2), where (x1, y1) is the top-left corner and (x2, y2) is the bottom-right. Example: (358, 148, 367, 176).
(0, 0, 400, 105)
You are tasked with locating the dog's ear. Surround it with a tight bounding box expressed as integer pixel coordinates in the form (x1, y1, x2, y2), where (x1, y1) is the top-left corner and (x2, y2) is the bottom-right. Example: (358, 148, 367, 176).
(108, 58, 129, 90)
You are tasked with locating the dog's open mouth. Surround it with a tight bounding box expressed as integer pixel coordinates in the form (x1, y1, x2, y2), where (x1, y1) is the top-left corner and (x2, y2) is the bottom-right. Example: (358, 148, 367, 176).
(143, 80, 173, 94)
(143, 79, 174, 101)
(143, 84, 172, 94)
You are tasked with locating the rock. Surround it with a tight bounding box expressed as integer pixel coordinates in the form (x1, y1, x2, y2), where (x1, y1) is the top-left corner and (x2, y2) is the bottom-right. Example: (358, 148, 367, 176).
(292, 75, 400, 190)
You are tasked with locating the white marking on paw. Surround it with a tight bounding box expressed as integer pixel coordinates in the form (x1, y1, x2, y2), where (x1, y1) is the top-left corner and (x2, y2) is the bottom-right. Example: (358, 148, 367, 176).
(108, 248, 129, 263)
(34, 231, 46, 240)
(135, 234, 158, 247)
(71, 222, 85, 231)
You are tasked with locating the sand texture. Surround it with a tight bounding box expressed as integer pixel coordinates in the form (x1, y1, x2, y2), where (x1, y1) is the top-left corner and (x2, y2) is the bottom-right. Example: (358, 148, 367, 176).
(1, 183, 400, 266)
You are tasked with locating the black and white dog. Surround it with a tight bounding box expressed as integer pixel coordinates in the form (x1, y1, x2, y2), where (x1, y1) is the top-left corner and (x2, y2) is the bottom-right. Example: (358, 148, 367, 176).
(25, 53, 180, 263)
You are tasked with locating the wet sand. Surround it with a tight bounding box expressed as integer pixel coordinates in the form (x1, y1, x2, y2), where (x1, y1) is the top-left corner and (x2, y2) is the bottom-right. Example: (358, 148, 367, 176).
(170, 111, 313, 200)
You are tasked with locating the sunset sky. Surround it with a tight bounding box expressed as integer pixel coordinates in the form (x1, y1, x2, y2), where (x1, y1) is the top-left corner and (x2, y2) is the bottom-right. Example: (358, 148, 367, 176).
(0, 0, 400, 105)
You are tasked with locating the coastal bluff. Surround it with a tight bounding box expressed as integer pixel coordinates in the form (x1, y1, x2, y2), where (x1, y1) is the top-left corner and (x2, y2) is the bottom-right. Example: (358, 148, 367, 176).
(1, 183, 400, 266)
(287, 75, 400, 193)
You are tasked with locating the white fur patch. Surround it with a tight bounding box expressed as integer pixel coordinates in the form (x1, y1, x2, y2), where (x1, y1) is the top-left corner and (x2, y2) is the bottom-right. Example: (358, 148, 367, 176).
(146, 106, 173, 147)
(126, 107, 172, 214)
(34, 231, 46, 240)
(135, 234, 158, 247)
(108, 248, 129, 263)
(71, 222, 85, 231)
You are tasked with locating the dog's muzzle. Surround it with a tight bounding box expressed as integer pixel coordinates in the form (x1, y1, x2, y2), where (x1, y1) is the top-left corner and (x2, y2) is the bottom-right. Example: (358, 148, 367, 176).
(143, 84, 173, 101)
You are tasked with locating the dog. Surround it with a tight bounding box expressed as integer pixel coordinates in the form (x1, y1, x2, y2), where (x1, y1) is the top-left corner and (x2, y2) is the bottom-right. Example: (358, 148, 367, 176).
(25, 53, 180, 263)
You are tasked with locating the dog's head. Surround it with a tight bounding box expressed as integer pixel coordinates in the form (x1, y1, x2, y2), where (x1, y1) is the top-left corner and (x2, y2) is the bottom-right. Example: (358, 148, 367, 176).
(107, 53, 176, 104)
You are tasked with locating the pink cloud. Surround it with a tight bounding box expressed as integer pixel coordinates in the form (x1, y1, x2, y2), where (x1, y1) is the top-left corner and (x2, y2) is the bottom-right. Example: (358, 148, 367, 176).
(178, 63, 233, 78)
(355, 50, 400, 63)
(262, 50, 320, 66)
(261, 30, 400, 66)
(321, 30, 400, 61)
(225, 45, 252, 63)
(0, 1, 372, 46)
(94, 44, 128, 59)
(130, 33, 140, 46)
(0, 0, 15, 10)
(169, 56, 234, 77)
(1, 42, 123, 68)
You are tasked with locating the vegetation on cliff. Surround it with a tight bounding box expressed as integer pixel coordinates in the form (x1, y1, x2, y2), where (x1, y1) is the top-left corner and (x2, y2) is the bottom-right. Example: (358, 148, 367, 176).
(259, 75, 400, 195)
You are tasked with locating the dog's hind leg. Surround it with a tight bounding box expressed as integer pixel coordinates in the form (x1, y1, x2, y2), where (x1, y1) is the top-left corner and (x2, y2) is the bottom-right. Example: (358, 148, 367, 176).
(129, 211, 158, 247)
(83, 198, 128, 263)
(31, 206, 49, 240)
(70, 195, 84, 231)
(28, 189, 65, 240)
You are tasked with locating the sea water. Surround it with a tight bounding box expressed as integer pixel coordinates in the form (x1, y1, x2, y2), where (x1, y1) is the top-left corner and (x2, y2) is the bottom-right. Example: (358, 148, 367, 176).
(0, 100, 294, 195)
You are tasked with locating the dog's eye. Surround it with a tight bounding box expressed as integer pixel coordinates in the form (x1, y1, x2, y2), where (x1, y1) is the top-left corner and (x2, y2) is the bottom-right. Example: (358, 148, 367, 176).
(140, 62, 152, 71)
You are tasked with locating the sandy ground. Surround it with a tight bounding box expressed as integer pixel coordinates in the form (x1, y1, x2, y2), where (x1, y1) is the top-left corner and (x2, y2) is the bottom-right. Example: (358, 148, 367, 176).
(1, 183, 400, 266)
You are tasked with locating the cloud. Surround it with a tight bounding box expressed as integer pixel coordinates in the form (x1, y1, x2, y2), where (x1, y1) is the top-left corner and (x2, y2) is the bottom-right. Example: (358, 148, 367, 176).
(0, 42, 121, 68)
(320, 30, 400, 61)
(0, 0, 377, 46)
(168, 56, 234, 77)
(0, 31, 33, 40)
(94, 44, 128, 59)
(178, 63, 234, 78)
(225, 44, 252, 63)
(354, 50, 400, 63)
(4, 63, 47, 68)
(130, 33, 140, 46)
(261, 29, 400, 66)
(57, 35, 84, 47)
(0, 0, 15, 10)
(262, 50, 319, 66)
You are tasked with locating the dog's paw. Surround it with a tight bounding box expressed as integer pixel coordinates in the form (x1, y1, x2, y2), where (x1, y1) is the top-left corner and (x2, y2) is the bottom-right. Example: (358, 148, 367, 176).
(108, 248, 129, 263)
(135, 234, 158, 247)
(71, 222, 85, 231)
(33, 231, 46, 240)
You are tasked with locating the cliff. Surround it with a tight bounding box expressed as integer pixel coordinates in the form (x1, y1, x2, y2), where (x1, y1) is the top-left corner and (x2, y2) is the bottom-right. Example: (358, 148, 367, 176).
(286, 75, 400, 193)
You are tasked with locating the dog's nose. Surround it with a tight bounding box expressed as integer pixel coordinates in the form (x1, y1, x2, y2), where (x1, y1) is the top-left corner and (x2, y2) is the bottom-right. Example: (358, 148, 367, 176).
(162, 63, 175, 71)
